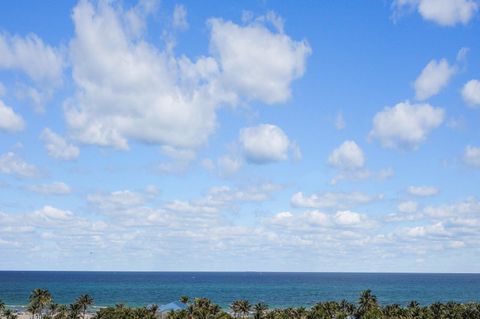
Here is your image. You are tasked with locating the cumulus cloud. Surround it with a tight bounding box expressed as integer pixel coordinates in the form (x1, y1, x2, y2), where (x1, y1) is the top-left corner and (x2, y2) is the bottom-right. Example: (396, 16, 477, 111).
(27, 182, 71, 195)
(0, 152, 38, 178)
(369, 101, 444, 150)
(414, 58, 456, 100)
(328, 140, 365, 170)
(32, 205, 74, 221)
(398, 200, 418, 213)
(209, 16, 311, 104)
(239, 124, 297, 164)
(65, 1, 310, 151)
(403, 222, 447, 238)
(0, 99, 24, 132)
(217, 155, 243, 177)
(335, 210, 364, 226)
(87, 190, 145, 213)
(424, 197, 480, 218)
(40, 128, 80, 160)
(172, 4, 188, 30)
(463, 145, 480, 168)
(0, 32, 64, 111)
(291, 191, 382, 210)
(461, 79, 480, 107)
(394, 0, 479, 26)
(408, 185, 439, 196)
(269, 209, 373, 231)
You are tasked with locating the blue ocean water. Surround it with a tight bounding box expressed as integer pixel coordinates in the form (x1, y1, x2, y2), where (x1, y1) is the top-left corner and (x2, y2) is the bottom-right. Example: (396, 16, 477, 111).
(0, 272, 479, 309)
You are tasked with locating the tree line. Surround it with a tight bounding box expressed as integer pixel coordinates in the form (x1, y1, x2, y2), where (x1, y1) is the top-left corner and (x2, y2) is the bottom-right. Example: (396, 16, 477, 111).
(1, 289, 480, 319)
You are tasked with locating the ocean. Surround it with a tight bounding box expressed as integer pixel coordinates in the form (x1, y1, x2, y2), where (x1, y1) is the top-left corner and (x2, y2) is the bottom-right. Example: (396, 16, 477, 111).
(1, 272, 479, 309)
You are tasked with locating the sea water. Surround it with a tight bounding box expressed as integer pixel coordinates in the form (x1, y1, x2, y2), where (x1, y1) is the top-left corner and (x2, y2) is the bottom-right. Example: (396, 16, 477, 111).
(1, 272, 479, 309)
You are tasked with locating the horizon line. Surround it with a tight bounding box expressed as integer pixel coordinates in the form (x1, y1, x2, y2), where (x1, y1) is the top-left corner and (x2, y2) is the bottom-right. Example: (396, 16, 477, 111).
(1, 270, 479, 274)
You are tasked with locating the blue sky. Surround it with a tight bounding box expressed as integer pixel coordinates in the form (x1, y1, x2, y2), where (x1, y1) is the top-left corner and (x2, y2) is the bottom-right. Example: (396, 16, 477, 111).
(0, 0, 480, 272)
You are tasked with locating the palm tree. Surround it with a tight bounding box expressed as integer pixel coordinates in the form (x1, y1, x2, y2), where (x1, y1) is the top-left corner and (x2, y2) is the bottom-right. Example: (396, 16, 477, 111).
(230, 301, 241, 318)
(75, 294, 94, 319)
(430, 302, 445, 318)
(29, 289, 52, 319)
(0, 299, 5, 314)
(68, 303, 82, 319)
(238, 300, 251, 319)
(48, 303, 59, 318)
(148, 304, 159, 316)
(55, 305, 69, 319)
(339, 299, 355, 316)
(3, 309, 18, 319)
(357, 289, 380, 318)
(180, 296, 190, 305)
(253, 303, 268, 319)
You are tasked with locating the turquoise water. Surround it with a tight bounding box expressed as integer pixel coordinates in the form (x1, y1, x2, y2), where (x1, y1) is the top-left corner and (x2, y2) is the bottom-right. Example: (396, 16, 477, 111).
(1, 272, 479, 308)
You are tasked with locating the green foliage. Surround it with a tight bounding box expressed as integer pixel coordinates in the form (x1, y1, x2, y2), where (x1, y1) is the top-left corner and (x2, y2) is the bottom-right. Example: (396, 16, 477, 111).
(2, 288, 480, 319)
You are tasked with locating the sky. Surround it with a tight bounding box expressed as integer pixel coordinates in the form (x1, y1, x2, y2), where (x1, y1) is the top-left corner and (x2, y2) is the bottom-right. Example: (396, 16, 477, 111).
(0, 0, 480, 272)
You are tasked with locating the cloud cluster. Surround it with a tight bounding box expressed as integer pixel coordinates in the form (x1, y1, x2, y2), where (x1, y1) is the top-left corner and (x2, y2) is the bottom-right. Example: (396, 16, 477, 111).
(0, 100, 24, 132)
(414, 58, 456, 101)
(0, 152, 38, 178)
(40, 128, 80, 160)
(239, 124, 297, 164)
(328, 140, 365, 170)
(291, 191, 382, 210)
(408, 185, 439, 196)
(65, 1, 310, 152)
(394, 0, 478, 26)
(369, 101, 444, 150)
(463, 145, 480, 168)
(27, 182, 71, 195)
(462, 79, 480, 107)
(0, 32, 64, 111)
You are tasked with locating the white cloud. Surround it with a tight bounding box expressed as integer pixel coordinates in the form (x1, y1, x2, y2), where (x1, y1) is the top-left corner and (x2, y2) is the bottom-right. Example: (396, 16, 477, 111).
(0, 152, 37, 178)
(0, 99, 24, 132)
(87, 190, 145, 213)
(328, 140, 365, 170)
(414, 58, 456, 100)
(0, 32, 64, 111)
(335, 111, 345, 130)
(335, 210, 363, 226)
(394, 0, 479, 26)
(217, 155, 243, 176)
(207, 183, 280, 204)
(407, 185, 439, 196)
(463, 145, 480, 168)
(172, 4, 188, 30)
(161, 145, 196, 161)
(0, 33, 64, 85)
(270, 209, 373, 230)
(32, 206, 74, 221)
(239, 124, 295, 164)
(449, 240, 465, 248)
(398, 200, 418, 213)
(209, 16, 311, 105)
(27, 182, 71, 195)
(418, 0, 478, 26)
(423, 197, 480, 218)
(291, 191, 382, 210)
(404, 222, 447, 237)
(65, 1, 309, 151)
(157, 145, 196, 174)
(461, 79, 480, 107)
(40, 128, 80, 160)
(369, 101, 444, 150)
